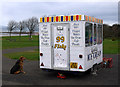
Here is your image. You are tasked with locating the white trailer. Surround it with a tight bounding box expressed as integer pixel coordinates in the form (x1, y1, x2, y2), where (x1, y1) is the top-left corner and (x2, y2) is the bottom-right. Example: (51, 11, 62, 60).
(39, 14, 103, 72)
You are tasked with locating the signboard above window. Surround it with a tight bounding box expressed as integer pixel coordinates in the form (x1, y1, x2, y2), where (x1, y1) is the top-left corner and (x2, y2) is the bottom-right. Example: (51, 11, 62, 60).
(57, 26, 63, 30)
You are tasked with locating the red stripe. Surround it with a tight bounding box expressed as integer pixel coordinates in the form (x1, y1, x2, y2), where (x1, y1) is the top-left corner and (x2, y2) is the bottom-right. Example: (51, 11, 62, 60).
(66, 16, 68, 21)
(76, 15, 79, 21)
(56, 16, 58, 22)
(47, 17, 49, 22)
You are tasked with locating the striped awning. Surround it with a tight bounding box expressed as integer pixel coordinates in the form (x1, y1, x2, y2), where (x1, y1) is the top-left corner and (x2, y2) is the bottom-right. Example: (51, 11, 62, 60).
(40, 15, 103, 24)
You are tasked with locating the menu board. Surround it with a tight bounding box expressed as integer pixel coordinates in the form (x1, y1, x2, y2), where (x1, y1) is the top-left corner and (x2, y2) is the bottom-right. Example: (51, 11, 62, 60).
(40, 23, 50, 46)
(71, 23, 81, 46)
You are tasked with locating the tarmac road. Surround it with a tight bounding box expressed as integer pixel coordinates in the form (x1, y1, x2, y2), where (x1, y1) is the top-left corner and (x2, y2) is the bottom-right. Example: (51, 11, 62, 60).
(2, 46, 118, 85)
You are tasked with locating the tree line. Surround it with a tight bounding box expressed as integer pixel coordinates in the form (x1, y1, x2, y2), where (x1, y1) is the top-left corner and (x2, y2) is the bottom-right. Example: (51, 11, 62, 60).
(103, 24, 120, 40)
(7, 17, 38, 40)
(7, 17, 120, 41)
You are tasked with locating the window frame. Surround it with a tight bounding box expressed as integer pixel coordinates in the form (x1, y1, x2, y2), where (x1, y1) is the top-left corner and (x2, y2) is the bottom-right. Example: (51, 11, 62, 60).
(97, 24, 103, 44)
(94, 23, 97, 45)
(85, 22, 93, 47)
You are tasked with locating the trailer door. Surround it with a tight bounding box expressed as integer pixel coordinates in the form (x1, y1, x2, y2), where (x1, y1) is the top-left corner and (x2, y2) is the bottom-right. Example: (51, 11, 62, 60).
(52, 23, 70, 70)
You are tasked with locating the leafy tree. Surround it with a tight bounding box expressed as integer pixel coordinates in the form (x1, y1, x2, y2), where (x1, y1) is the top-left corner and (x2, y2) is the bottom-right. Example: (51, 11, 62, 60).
(103, 24, 120, 40)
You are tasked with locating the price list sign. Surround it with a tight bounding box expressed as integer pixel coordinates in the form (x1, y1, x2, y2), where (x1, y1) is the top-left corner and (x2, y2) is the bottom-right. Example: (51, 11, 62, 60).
(71, 23, 81, 46)
(40, 24, 50, 46)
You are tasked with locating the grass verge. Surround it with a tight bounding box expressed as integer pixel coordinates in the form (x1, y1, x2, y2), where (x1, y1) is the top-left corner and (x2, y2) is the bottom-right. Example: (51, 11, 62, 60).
(3, 39, 119, 61)
(4, 49, 39, 61)
(2, 35, 119, 54)
(2, 35, 39, 49)
(103, 39, 118, 54)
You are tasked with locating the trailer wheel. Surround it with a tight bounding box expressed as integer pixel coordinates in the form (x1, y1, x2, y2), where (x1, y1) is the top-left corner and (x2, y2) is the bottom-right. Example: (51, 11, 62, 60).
(85, 64, 98, 74)
(85, 68, 93, 74)
(91, 64, 99, 75)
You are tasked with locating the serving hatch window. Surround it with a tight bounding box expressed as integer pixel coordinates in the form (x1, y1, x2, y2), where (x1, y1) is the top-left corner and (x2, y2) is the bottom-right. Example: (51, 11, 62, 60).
(94, 24, 97, 45)
(85, 22, 93, 47)
(97, 24, 102, 44)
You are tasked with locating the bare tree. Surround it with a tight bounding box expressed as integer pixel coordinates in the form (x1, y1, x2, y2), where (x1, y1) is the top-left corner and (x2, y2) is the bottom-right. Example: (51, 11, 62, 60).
(18, 20, 26, 40)
(25, 17, 38, 40)
(7, 20, 18, 39)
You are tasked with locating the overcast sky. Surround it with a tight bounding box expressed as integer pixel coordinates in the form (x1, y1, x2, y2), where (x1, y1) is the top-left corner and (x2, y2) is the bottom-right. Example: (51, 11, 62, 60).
(0, 0, 119, 26)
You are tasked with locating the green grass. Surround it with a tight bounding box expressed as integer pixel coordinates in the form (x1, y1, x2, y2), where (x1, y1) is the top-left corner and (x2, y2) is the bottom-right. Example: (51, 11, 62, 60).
(4, 49, 39, 60)
(2, 35, 39, 49)
(103, 39, 118, 54)
(0, 37, 2, 50)
(3, 38, 119, 60)
(2, 36, 119, 61)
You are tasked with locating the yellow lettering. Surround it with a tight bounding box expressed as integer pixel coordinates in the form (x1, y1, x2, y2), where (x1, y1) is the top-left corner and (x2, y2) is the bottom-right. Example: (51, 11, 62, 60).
(56, 36, 60, 43)
(54, 44, 66, 50)
(61, 36, 65, 43)
(54, 44, 58, 48)
(61, 44, 66, 50)
(56, 36, 65, 43)
(58, 44, 60, 48)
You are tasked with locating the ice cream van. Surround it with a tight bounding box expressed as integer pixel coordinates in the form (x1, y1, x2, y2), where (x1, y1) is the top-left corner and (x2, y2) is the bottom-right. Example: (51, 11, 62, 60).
(39, 14, 103, 72)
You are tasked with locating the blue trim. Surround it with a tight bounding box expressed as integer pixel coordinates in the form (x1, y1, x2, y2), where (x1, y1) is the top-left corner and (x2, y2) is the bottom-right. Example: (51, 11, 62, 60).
(42, 17, 44, 22)
(51, 17, 54, 22)
(61, 16, 63, 21)
(71, 16, 73, 21)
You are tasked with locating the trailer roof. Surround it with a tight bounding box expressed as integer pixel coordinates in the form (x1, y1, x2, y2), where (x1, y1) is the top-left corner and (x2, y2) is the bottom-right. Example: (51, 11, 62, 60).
(40, 15, 103, 24)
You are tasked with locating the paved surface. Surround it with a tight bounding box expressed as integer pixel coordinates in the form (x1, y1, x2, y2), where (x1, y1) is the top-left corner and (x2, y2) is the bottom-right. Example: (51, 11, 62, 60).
(2, 46, 38, 54)
(2, 47, 118, 85)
